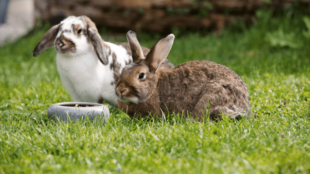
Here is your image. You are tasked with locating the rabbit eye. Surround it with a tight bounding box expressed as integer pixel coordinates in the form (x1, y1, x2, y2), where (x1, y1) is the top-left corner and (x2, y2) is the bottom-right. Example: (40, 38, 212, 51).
(78, 29, 83, 35)
(138, 73, 146, 80)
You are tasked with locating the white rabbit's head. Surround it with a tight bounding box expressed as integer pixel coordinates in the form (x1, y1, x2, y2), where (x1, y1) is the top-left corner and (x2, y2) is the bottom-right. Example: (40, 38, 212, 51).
(33, 16, 109, 65)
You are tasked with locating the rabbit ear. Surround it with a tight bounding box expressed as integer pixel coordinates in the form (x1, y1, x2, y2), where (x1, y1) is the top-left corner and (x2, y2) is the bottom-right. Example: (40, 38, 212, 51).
(126, 30, 145, 62)
(81, 16, 109, 65)
(145, 34, 175, 72)
(33, 23, 61, 57)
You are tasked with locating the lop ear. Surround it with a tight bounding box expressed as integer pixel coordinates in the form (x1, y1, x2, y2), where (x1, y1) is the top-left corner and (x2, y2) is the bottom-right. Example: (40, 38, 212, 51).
(33, 24, 61, 57)
(145, 34, 175, 72)
(81, 16, 109, 65)
(126, 30, 145, 62)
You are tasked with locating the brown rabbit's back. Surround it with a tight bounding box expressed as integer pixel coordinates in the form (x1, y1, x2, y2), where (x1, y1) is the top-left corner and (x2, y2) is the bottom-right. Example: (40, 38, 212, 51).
(157, 60, 250, 120)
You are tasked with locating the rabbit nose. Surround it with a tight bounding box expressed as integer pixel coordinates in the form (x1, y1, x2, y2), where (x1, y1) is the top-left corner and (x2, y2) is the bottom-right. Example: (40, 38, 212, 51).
(58, 41, 64, 47)
(58, 42, 63, 47)
(116, 85, 128, 96)
(120, 89, 127, 95)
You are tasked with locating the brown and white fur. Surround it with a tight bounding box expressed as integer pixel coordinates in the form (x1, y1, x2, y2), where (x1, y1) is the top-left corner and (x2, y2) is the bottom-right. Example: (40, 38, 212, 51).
(33, 16, 174, 106)
(116, 31, 251, 121)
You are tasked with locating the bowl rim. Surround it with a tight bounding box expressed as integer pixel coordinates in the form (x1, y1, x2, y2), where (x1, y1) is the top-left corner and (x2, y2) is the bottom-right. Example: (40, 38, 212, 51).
(48, 102, 110, 122)
(55, 102, 103, 108)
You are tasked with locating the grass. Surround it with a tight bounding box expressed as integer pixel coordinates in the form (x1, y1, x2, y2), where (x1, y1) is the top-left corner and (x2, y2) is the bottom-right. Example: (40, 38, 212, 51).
(1, 6, 310, 173)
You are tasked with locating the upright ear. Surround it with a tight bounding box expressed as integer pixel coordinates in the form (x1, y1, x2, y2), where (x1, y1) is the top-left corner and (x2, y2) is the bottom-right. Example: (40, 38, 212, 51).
(33, 24, 61, 57)
(126, 30, 145, 62)
(145, 34, 175, 72)
(81, 16, 109, 65)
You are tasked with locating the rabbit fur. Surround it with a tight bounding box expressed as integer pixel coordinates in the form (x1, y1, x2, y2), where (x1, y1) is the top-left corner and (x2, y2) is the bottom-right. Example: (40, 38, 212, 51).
(116, 31, 251, 121)
(32, 16, 174, 106)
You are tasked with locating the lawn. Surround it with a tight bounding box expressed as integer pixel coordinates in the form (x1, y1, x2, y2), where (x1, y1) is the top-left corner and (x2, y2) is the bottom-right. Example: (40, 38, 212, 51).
(1, 7, 310, 173)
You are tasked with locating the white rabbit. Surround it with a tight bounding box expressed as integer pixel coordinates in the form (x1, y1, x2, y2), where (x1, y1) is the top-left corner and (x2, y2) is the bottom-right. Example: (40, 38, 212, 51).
(33, 16, 174, 106)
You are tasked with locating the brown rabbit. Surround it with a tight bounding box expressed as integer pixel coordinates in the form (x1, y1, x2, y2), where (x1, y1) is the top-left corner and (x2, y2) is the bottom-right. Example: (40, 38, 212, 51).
(116, 31, 251, 121)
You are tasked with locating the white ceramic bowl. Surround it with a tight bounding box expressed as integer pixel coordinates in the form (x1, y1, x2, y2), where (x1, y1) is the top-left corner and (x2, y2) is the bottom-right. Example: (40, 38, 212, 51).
(48, 102, 110, 122)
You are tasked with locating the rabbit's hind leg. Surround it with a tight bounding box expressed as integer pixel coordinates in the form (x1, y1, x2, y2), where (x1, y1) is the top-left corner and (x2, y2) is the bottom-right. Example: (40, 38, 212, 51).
(192, 93, 242, 122)
(191, 94, 219, 122)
